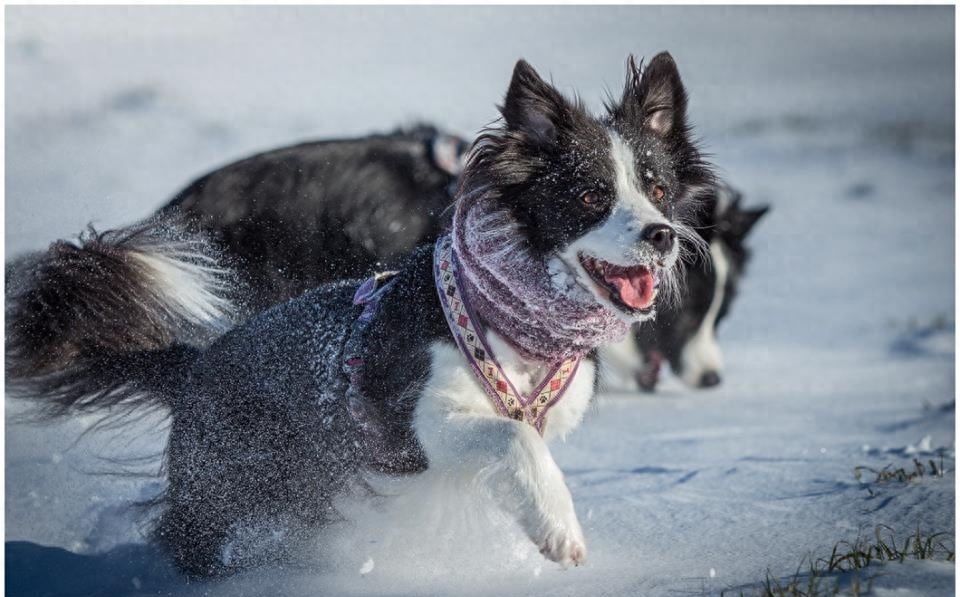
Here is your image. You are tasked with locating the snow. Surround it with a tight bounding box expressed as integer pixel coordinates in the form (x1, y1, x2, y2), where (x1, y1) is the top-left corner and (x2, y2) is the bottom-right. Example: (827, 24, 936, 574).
(5, 5, 955, 597)
(871, 560, 956, 597)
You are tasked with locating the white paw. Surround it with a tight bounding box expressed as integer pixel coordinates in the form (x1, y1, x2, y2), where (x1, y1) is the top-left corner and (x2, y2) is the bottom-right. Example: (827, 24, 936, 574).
(537, 516, 587, 568)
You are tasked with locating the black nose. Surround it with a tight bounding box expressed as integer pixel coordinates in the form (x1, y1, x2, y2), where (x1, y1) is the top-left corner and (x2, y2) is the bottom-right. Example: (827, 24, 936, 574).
(641, 224, 676, 254)
(699, 371, 721, 388)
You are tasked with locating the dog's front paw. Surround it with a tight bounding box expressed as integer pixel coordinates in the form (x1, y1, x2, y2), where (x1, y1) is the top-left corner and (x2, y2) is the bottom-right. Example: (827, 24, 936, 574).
(537, 518, 587, 567)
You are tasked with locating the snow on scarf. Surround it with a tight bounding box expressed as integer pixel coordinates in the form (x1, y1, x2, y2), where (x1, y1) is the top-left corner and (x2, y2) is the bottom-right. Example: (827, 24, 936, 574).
(450, 195, 632, 363)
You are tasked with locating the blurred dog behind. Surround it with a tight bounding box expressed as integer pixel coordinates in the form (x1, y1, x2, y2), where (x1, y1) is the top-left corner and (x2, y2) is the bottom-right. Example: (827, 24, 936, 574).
(633, 185, 768, 390)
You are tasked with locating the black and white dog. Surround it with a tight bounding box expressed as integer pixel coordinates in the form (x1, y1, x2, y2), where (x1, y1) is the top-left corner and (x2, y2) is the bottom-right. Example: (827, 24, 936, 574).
(630, 184, 768, 390)
(8, 53, 712, 576)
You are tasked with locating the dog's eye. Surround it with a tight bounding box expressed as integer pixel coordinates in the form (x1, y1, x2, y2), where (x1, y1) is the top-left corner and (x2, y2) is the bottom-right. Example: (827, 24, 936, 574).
(652, 185, 666, 202)
(579, 190, 601, 207)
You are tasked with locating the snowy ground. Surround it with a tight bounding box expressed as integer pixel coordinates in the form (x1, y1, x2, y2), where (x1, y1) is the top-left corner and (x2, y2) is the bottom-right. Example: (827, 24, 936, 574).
(5, 6, 955, 596)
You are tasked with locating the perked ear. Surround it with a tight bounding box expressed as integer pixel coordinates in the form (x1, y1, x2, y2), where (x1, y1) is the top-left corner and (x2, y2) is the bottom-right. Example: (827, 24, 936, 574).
(732, 205, 770, 239)
(501, 59, 570, 147)
(618, 52, 688, 137)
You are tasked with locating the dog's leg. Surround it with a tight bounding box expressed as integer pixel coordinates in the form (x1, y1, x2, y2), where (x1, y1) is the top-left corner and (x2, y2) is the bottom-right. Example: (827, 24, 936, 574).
(416, 398, 586, 566)
(636, 349, 663, 392)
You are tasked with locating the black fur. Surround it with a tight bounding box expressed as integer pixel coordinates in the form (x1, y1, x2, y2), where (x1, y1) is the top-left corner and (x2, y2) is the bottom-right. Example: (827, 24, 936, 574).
(6, 214, 234, 393)
(474, 59, 617, 253)
(151, 247, 444, 576)
(161, 124, 465, 311)
(607, 53, 714, 223)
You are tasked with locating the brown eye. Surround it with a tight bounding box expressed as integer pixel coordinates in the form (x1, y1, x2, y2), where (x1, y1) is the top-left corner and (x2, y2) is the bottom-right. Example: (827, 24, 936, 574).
(652, 185, 666, 202)
(580, 190, 601, 206)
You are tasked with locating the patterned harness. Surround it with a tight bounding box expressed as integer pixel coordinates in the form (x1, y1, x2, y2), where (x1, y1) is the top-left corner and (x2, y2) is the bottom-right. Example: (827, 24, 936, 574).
(433, 235, 580, 435)
(343, 237, 581, 438)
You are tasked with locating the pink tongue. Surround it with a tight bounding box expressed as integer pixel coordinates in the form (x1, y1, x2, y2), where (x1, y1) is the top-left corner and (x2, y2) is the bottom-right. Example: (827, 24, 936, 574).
(606, 271, 652, 309)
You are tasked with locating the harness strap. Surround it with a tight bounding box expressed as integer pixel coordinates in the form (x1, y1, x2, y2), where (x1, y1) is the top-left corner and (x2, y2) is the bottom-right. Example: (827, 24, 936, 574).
(433, 235, 580, 435)
(343, 271, 398, 433)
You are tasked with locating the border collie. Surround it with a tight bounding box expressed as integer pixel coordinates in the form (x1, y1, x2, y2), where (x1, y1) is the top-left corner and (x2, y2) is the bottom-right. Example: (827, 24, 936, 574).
(634, 185, 770, 391)
(632, 184, 767, 390)
(7, 53, 712, 577)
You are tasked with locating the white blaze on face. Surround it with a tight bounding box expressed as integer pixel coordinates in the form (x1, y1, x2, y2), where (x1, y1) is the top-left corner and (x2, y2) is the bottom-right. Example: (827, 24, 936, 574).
(679, 239, 729, 387)
(565, 131, 674, 264)
(603, 132, 675, 262)
(609, 132, 663, 217)
(558, 131, 677, 320)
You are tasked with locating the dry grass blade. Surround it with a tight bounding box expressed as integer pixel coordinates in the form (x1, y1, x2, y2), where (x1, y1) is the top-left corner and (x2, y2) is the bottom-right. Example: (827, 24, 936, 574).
(729, 525, 954, 597)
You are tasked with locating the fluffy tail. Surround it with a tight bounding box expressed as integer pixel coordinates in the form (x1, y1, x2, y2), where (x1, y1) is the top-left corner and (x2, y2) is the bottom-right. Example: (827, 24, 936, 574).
(6, 214, 237, 416)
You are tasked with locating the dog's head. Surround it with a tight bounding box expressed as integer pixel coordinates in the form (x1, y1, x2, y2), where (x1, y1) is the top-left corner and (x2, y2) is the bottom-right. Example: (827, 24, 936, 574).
(459, 53, 712, 323)
(636, 183, 769, 388)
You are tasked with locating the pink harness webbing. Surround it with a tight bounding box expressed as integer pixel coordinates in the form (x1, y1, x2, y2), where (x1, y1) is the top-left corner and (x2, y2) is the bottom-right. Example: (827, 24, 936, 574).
(433, 235, 580, 435)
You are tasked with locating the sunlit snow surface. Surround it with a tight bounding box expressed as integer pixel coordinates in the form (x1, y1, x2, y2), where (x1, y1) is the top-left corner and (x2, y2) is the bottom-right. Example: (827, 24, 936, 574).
(5, 6, 955, 596)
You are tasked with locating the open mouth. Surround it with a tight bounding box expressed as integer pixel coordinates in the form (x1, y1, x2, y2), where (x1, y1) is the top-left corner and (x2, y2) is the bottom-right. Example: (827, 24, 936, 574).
(578, 254, 659, 314)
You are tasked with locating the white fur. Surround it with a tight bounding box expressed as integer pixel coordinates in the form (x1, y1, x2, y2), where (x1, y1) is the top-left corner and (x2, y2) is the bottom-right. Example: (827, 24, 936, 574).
(130, 249, 234, 330)
(413, 334, 595, 567)
(557, 130, 678, 322)
(679, 239, 728, 386)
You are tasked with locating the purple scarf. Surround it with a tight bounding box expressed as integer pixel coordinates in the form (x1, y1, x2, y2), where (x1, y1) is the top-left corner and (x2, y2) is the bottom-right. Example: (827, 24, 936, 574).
(450, 196, 632, 363)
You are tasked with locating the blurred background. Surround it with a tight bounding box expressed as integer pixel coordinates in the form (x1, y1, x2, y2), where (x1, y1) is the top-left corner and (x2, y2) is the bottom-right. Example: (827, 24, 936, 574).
(5, 7, 955, 597)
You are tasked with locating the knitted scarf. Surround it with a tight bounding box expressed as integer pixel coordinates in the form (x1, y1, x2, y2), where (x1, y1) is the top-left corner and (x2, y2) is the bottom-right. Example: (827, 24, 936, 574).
(450, 196, 632, 363)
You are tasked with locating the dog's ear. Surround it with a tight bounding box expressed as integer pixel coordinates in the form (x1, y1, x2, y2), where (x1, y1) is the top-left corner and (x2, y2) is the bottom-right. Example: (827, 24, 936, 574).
(614, 52, 688, 138)
(730, 205, 770, 239)
(501, 59, 571, 147)
(431, 133, 469, 177)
